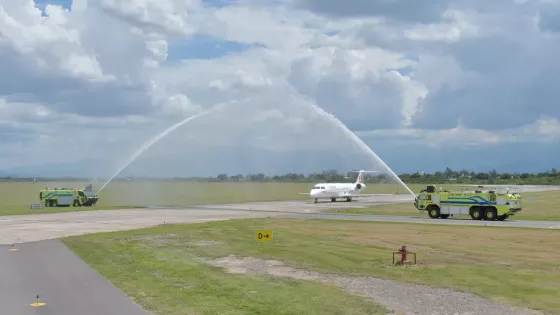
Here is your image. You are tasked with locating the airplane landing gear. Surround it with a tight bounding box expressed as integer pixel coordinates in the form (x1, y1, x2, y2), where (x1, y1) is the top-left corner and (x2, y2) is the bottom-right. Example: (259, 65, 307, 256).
(346, 197, 352, 202)
(314, 198, 318, 203)
(331, 198, 336, 202)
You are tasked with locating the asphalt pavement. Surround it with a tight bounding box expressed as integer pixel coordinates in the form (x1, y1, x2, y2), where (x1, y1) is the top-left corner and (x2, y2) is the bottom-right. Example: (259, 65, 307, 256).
(0, 239, 150, 315)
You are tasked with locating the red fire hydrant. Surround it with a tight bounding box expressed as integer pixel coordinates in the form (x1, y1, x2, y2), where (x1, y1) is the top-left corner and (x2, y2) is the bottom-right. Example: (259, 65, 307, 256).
(392, 245, 416, 266)
(399, 245, 408, 263)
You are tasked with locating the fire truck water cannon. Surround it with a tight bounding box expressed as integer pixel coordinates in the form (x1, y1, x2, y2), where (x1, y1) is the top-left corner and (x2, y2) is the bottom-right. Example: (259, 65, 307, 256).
(413, 184, 522, 221)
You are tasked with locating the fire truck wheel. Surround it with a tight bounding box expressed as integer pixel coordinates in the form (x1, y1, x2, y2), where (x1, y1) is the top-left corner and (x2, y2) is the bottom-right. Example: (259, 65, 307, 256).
(484, 207, 497, 221)
(470, 207, 483, 220)
(428, 206, 440, 219)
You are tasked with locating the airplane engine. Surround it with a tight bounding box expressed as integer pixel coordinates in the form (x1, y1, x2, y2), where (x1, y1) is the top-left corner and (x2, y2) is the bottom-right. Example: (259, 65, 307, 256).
(356, 183, 362, 189)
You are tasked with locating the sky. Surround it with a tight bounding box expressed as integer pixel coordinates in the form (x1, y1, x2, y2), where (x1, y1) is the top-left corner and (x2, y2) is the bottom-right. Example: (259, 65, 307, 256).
(1, 0, 559, 179)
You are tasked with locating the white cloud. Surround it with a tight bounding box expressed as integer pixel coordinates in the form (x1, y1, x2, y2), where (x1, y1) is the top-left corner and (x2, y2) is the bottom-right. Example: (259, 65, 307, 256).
(403, 10, 480, 42)
(356, 117, 560, 148)
(96, 0, 202, 36)
(0, 1, 110, 82)
(0, 0, 558, 177)
(288, 46, 426, 129)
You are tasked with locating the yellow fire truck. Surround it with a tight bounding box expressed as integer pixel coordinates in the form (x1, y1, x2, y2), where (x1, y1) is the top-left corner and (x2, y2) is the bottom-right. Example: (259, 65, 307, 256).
(39, 184, 99, 207)
(413, 185, 522, 221)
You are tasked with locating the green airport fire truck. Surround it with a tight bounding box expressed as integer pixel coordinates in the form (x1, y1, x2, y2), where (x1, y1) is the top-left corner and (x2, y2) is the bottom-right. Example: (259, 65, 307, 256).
(39, 184, 99, 207)
(413, 184, 522, 221)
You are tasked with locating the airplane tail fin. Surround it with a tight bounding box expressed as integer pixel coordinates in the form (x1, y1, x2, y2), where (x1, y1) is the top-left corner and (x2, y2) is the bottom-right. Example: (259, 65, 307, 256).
(349, 170, 380, 184)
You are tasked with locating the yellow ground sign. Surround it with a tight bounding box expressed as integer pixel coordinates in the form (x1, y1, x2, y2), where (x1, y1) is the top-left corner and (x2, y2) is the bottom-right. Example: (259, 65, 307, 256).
(255, 230, 273, 242)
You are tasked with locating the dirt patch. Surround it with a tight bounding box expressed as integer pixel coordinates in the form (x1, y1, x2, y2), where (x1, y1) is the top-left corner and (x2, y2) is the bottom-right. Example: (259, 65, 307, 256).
(207, 255, 544, 315)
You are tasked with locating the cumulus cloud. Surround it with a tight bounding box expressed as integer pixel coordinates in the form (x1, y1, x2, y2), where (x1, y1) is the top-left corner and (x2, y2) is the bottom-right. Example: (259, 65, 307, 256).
(410, 33, 560, 130)
(291, 0, 448, 23)
(0, 0, 172, 118)
(288, 46, 426, 129)
(357, 117, 560, 148)
(95, 0, 202, 36)
(0, 0, 558, 177)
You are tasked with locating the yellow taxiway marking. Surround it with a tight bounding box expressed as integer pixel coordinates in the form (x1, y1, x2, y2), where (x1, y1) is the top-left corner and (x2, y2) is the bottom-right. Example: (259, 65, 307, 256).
(304, 209, 311, 212)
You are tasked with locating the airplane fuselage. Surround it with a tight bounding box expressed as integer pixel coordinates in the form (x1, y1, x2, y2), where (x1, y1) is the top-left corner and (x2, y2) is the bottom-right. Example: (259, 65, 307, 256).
(310, 182, 366, 200)
(301, 170, 378, 203)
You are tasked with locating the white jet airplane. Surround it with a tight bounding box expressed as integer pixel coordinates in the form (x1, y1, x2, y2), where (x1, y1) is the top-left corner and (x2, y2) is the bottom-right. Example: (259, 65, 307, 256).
(298, 170, 392, 203)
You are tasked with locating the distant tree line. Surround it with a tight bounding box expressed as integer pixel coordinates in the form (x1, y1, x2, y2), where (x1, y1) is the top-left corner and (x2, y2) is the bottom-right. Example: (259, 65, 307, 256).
(398, 167, 560, 185)
(1, 167, 560, 185)
(213, 170, 389, 183)
(212, 167, 560, 185)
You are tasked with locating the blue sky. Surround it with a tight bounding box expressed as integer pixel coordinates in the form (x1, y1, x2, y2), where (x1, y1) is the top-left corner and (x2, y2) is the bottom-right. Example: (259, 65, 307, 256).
(0, 0, 559, 178)
(166, 35, 255, 61)
(34, 0, 71, 12)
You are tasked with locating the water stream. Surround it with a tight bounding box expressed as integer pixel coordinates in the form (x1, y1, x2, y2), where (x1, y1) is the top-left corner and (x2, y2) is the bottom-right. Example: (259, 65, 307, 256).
(301, 97, 416, 197)
(96, 89, 415, 198)
(96, 102, 231, 193)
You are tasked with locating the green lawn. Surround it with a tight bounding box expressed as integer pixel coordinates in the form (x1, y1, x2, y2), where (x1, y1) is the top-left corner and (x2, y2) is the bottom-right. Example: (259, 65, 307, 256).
(328, 189, 560, 221)
(63, 218, 560, 315)
(3, 180, 558, 220)
(0, 181, 421, 216)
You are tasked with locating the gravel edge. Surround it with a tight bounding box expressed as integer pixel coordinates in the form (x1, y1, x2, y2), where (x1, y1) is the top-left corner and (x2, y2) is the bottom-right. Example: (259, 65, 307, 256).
(206, 255, 545, 315)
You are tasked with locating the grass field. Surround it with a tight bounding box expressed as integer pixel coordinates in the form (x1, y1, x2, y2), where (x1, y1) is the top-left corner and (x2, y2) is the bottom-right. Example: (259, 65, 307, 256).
(2, 181, 558, 219)
(328, 190, 560, 221)
(0, 181, 423, 216)
(62, 218, 560, 315)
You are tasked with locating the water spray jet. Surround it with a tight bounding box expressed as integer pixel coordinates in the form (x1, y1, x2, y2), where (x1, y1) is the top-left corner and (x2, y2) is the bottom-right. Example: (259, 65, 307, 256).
(298, 96, 416, 197)
(96, 101, 237, 194)
(95, 87, 415, 199)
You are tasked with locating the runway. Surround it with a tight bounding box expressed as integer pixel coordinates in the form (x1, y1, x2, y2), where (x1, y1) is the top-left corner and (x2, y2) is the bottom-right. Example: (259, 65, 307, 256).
(1, 192, 559, 314)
